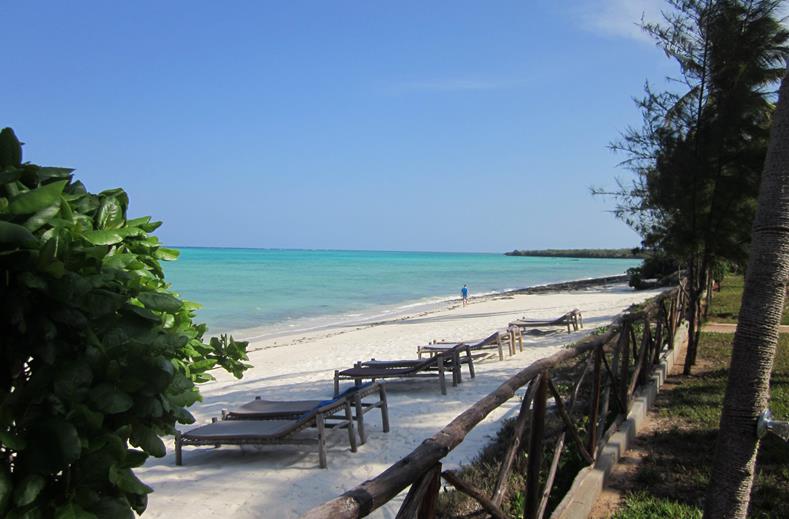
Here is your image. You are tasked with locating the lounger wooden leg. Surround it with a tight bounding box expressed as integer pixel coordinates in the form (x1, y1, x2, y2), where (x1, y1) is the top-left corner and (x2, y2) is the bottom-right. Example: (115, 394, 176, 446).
(354, 395, 367, 445)
(466, 346, 475, 379)
(317, 414, 327, 469)
(345, 402, 357, 453)
(175, 431, 183, 466)
(450, 353, 459, 386)
(211, 417, 220, 448)
(334, 370, 340, 397)
(518, 329, 524, 352)
(438, 356, 447, 395)
(379, 384, 390, 433)
(454, 352, 462, 384)
(354, 362, 363, 387)
(497, 336, 503, 361)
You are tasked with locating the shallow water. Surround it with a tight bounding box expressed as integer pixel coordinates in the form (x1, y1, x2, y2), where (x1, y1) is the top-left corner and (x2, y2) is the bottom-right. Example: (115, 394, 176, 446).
(163, 248, 640, 335)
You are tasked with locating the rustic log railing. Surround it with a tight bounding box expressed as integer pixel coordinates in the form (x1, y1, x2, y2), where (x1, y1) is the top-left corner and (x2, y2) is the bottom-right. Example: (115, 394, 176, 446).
(301, 285, 687, 519)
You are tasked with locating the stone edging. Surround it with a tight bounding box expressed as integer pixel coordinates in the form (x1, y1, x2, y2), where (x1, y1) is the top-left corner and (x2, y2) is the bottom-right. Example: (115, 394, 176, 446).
(550, 322, 689, 519)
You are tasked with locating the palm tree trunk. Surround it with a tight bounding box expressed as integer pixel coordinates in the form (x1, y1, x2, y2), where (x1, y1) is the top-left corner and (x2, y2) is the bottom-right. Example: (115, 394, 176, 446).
(703, 71, 789, 518)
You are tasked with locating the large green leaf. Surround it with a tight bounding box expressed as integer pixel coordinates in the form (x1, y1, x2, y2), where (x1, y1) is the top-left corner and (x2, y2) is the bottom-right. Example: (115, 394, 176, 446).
(97, 188, 128, 211)
(121, 449, 148, 469)
(13, 475, 45, 507)
(0, 429, 27, 451)
(0, 221, 38, 246)
(88, 384, 133, 414)
(8, 180, 68, 215)
(108, 465, 153, 495)
(154, 247, 179, 260)
(24, 203, 61, 233)
(37, 167, 74, 182)
(95, 197, 124, 230)
(0, 168, 22, 185)
(0, 128, 22, 168)
(24, 418, 82, 474)
(137, 292, 182, 313)
(54, 362, 93, 400)
(86, 497, 134, 519)
(127, 493, 148, 516)
(0, 466, 12, 515)
(126, 216, 161, 233)
(80, 229, 123, 246)
(14, 474, 47, 507)
(55, 502, 96, 519)
(129, 425, 165, 458)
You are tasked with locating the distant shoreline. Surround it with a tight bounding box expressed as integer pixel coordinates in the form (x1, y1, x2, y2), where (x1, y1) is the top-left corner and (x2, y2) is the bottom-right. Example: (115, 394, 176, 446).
(505, 248, 645, 259)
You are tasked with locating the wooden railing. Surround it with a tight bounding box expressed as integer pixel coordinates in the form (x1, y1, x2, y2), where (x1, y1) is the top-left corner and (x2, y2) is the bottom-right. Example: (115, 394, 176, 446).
(302, 285, 687, 519)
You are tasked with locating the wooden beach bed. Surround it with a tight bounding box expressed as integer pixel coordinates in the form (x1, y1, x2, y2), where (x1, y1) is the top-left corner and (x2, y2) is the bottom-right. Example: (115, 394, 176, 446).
(222, 382, 390, 445)
(416, 328, 523, 361)
(334, 344, 472, 396)
(509, 309, 583, 334)
(175, 396, 357, 468)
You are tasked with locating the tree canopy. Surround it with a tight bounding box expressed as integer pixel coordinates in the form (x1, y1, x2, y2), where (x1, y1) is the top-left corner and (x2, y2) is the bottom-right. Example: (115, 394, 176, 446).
(597, 0, 788, 371)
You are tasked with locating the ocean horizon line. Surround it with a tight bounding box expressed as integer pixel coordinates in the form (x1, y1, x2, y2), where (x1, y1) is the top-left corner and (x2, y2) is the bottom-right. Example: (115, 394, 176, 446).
(164, 244, 642, 256)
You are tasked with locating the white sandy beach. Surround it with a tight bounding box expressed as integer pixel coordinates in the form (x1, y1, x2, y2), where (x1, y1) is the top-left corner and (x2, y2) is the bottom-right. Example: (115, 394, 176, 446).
(137, 283, 663, 519)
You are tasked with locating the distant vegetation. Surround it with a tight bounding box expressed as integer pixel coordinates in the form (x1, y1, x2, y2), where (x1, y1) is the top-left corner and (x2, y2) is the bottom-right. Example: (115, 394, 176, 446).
(504, 248, 645, 259)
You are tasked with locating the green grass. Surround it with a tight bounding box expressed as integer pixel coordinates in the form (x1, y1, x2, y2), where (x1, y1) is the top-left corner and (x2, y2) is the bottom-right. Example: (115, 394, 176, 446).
(611, 492, 702, 519)
(707, 273, 789, 325)
(618, 332, 789, 518)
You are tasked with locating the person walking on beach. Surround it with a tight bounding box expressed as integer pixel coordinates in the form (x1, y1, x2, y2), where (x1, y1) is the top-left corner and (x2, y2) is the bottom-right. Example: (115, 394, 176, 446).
(461, 284, 469, 306)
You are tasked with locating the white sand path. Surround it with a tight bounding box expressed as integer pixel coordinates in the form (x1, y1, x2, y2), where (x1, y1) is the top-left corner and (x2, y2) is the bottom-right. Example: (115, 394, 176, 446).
(137, 283, 662, 518)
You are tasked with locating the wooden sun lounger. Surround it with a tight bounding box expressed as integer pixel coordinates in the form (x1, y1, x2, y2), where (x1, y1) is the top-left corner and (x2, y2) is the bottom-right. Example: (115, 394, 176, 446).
(175, 396, 356, 468)
(416, 329, 523, 361)
(510, 309, 583, 334)
(222, 382, 390, 445)
(334, 347, 468, 396)
(361, 343, 475, 386)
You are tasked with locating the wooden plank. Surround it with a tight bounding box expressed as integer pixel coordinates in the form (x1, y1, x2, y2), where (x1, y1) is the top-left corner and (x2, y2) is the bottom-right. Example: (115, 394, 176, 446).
(587, 346, 602, 456)
(418, 464, 441, 519)
(395, 464, 440, 519)
(627, 320, 651, 398)
(619, 322, 631, 411)
(525, 373, 548, 519)
(546, 378, 594, 465)
(441, 470, 508, 519)
(536, 432, 566, 519)
(492, 374, 541, 506)
(601, 338, 628, 414)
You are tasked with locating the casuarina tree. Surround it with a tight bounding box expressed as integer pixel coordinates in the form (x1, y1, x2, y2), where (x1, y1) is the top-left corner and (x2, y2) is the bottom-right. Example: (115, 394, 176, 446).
(597, 0, 788, 374)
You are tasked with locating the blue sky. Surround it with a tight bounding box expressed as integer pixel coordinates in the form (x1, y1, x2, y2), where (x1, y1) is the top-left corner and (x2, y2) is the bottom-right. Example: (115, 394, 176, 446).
(3, 0, 676, 252)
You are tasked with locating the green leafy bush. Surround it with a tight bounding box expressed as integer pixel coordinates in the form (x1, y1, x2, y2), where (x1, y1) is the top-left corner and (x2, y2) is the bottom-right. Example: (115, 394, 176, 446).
(0, 128, 250, 518)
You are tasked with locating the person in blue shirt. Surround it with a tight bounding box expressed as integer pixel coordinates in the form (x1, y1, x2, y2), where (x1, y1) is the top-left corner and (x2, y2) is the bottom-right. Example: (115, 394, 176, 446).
(461, 284, 469, 306)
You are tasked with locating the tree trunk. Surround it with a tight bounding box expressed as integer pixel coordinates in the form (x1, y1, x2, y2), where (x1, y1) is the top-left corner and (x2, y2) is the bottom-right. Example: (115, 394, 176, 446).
(684, 256, 702, 374)
(703, 71, 789, 518)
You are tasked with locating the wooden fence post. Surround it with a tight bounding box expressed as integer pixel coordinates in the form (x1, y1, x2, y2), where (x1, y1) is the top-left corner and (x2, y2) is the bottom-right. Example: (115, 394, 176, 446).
(396, 463, 441, 519)
(587, 346, 602, 456)
(525, 372, 548, 519)
(619, 323, 631, 411)
(492, 375, 540, 506)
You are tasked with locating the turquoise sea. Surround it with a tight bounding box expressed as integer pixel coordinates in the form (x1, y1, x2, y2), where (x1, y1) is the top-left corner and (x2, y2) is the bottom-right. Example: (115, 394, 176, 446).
(163, 248, 641, 338)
